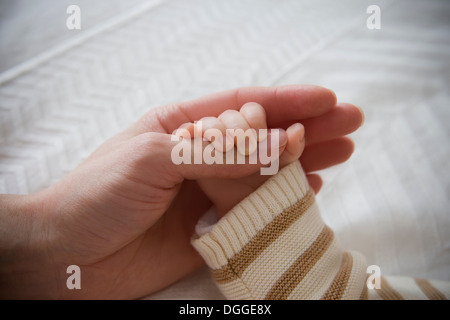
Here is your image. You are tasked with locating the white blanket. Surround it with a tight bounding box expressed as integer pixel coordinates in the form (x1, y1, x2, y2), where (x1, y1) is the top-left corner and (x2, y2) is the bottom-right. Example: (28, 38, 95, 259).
(1, 0, 449, 299)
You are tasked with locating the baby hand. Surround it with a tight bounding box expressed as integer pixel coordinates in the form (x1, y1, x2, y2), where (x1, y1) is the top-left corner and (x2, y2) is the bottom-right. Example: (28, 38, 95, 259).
(175, 102, 305, 217)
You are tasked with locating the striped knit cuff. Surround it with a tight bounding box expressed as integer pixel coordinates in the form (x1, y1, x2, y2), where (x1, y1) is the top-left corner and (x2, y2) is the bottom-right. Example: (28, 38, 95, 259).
(191, 161, 310, 270)
(192, 161, 369, 300)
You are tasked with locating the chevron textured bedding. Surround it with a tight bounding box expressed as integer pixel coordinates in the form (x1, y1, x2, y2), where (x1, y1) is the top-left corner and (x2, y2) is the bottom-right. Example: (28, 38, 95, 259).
(1, 0, 449, 299)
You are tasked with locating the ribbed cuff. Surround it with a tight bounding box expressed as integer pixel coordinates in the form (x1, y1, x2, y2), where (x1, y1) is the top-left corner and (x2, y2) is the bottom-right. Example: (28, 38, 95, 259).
(191, 161, 310, 269)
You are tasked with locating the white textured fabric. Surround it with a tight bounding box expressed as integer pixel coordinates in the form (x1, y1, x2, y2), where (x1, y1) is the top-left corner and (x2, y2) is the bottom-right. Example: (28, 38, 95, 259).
(1, 0, 449, 300)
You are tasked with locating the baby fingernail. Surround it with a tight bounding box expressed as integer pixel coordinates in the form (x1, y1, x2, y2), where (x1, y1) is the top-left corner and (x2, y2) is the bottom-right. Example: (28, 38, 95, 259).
(237, 132, 257, 156)
(225, 135, 234, 152)
(211, 135, 224, 152)
(258, 128, 268, 142)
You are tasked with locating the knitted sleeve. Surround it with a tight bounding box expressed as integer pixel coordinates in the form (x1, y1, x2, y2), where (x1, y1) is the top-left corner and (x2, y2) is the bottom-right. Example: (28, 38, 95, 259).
(191, 161, 450, 300)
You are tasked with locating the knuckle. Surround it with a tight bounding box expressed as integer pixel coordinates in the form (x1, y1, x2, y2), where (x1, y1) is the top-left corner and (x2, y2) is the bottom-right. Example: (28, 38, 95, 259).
(131, 132, 165, 158)
(199, 116, 217, 123)
(219, 109, 240, 118)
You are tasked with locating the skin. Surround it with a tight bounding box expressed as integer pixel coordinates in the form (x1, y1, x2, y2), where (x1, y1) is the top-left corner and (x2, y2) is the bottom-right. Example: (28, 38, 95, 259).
(183, 102, 307, 217)
(0, 85, 364, 299)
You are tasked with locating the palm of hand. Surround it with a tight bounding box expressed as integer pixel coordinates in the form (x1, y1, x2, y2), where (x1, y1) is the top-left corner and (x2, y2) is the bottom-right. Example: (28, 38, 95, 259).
(45, 140, 212, 299)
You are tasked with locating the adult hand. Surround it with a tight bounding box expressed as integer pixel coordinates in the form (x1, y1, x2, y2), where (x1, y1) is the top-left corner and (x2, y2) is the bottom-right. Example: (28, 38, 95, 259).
(0, 85, 363, 299)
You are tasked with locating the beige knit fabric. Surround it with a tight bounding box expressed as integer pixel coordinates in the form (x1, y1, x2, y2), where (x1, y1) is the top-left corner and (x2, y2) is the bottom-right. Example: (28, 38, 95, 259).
(192, 162, 450, 300)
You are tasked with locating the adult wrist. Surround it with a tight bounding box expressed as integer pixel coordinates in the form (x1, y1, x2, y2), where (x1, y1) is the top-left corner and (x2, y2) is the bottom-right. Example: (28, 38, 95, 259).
(0, 192, 61, 299)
